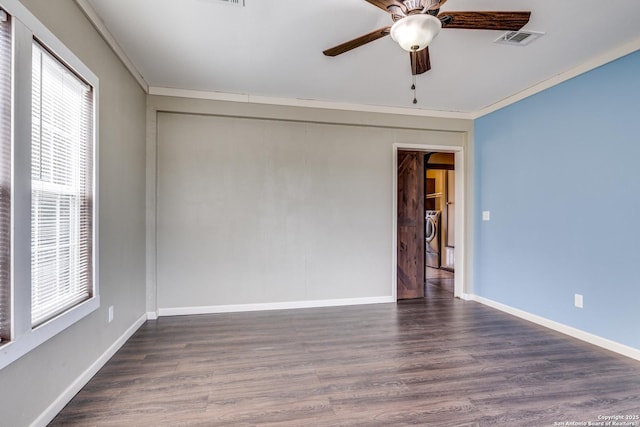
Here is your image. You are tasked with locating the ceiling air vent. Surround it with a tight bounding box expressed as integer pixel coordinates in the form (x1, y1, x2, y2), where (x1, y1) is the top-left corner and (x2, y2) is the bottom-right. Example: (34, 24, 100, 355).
(494, 30, 544, 46)
(214, 0, 245, 6)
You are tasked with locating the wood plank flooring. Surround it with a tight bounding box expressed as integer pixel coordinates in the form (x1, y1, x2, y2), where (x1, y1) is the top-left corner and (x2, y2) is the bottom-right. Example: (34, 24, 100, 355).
(426, 266, 454, 297)
(50, 297, 640, 426)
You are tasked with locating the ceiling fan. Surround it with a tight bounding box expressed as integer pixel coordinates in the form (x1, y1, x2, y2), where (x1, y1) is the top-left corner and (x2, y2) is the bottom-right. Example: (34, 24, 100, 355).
(323, 0, 531, 76)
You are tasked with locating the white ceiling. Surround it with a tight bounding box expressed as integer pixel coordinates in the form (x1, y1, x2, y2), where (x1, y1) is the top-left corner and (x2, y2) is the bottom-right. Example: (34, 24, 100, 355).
(83, 0, 640, 115)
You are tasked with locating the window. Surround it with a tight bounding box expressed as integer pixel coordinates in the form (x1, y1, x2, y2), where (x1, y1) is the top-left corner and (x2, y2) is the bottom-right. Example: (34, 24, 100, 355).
(31, 42, 94, 327)
(0, 9, 10, 343)
(0, 1, 99, 369)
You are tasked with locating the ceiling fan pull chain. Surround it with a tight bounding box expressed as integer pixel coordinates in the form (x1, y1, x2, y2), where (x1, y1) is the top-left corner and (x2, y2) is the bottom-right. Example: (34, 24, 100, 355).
(410, 49, 417, 103)
(412, 75, 417, 104)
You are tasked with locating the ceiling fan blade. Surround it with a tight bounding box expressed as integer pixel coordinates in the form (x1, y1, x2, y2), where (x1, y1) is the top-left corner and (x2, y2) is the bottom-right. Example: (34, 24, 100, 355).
(363, 0, 405, 14)
(410, 47, 431, 75)
(323, 26, 391, 57)
(439, 11, 531, 31)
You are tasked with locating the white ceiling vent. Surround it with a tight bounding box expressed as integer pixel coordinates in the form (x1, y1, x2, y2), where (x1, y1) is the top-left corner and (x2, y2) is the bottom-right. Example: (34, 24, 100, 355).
(213, 0, 245, 6)
(494, 30, 544, 46)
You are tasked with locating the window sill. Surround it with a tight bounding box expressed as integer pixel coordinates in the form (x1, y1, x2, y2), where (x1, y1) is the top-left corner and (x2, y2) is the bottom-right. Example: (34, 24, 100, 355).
(0, 296, 99, 370)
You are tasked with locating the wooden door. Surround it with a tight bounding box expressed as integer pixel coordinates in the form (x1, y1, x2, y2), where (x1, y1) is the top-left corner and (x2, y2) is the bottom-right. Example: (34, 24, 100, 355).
(397, 150, 425, 299)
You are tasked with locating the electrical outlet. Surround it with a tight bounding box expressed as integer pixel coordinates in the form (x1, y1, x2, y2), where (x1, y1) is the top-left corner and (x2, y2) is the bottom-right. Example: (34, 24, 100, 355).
(108, 305, 114, 323)
(482, 211, 491, 221)
(574, 294, 583, 309)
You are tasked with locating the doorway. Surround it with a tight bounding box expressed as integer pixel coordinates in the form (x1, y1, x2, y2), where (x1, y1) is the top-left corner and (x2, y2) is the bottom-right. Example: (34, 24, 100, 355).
(394, 145, 464, 301)
(424, 152, 455, 299)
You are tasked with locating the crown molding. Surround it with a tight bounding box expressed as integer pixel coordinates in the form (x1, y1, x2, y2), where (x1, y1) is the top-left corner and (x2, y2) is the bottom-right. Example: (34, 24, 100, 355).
(148, 86, 474, 120)
(74, 0, 148, 92)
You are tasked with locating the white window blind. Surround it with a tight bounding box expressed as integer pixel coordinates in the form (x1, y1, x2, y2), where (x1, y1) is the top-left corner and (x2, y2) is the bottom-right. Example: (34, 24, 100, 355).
(0, 10, 11, 342)
(31, 41, 94, 327)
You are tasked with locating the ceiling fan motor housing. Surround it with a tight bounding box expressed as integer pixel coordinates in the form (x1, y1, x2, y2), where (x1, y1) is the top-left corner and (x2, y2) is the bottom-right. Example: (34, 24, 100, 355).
(407, 0, 439, 13)
(390, 0, 440, 21)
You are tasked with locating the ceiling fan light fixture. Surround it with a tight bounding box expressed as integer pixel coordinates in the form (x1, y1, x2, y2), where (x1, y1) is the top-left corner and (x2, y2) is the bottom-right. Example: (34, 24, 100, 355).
(390, 14, 442, 52)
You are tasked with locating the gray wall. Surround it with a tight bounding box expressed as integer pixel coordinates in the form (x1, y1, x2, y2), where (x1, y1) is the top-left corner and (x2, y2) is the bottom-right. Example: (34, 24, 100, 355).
(150, 97, 472, 313)
(0, 1, 147, 426)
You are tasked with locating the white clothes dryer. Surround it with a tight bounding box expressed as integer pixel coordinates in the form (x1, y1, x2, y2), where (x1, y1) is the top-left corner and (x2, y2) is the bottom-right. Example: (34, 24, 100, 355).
(425, 210, 441, 268)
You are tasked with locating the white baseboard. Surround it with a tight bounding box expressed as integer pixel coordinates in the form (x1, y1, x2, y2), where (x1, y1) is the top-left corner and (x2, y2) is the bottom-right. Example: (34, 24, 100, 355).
(459, 293, 474, 301)
(31, 313, 148, 427)
(158, 296, 396, 317)
(146, 311, 158, 320)
(471, 295, 640, 362)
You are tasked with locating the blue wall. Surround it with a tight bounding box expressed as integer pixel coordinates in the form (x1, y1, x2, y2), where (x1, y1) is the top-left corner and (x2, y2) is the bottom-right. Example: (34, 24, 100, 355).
(474, 50, 640, 349)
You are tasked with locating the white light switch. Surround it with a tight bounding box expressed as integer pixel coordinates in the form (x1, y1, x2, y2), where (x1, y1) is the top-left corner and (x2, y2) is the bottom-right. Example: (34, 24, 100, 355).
(574, 294, 583, 308)
(482, 211, 491, 221)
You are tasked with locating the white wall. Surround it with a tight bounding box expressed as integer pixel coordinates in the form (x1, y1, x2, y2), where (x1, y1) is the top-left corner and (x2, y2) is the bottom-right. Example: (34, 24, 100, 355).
(0, 1, 147, 426)
(150, 97, 472, 314)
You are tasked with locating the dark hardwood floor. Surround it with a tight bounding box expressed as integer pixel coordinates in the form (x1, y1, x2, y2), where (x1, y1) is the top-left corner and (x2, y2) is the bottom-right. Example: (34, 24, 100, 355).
(426, 266, 454, 298)
(50, 296, 640, 426)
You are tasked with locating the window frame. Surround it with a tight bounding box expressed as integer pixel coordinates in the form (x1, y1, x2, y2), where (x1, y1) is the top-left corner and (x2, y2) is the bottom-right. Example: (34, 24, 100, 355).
(30, 40, 95, 328)
(0, 7, 11, 343)
(0, 0, 99, 370)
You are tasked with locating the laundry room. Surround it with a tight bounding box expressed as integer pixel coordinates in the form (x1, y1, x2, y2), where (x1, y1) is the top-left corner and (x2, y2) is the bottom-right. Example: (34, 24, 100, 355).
(425, 152, 455, 295)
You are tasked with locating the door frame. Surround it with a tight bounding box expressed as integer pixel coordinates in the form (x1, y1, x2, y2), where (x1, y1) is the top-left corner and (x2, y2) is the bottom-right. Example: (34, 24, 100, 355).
(392, 143, 467, 300)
